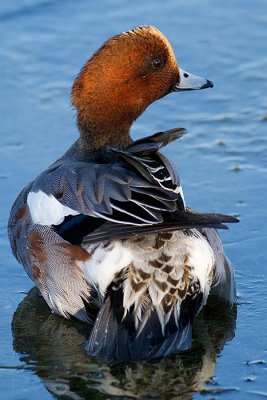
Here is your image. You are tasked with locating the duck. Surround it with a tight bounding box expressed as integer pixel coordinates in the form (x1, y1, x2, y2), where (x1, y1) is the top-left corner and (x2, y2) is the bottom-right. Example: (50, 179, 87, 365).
(8, 25, 238, 361)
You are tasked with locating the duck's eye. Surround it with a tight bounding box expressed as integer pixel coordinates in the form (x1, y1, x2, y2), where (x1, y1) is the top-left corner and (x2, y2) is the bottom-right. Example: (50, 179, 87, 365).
(152, 57, 164, 70)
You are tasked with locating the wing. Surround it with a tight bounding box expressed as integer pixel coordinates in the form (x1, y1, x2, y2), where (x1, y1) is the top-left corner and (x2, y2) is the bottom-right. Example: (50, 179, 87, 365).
(81, 211, 238, 245)
(27, 128, 186, 228)
(26, 127, 238, 244)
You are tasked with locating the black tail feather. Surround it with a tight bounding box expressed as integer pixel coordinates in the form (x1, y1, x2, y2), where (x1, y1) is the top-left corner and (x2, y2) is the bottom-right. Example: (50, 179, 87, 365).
(83, 210, 239, 245)
(85, 284, 204, 362)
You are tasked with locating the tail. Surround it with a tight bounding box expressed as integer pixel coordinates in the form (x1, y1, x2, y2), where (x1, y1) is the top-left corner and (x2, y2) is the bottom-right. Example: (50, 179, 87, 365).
(85, 284, 203, 362)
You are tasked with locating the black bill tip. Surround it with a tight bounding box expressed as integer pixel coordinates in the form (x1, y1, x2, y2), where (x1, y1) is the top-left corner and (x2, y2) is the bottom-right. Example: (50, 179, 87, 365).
(202, 79, 214, 89)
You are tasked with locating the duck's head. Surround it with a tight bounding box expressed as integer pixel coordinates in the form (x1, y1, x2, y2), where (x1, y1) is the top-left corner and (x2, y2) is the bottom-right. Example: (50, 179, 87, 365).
(72, 25, 213, 150)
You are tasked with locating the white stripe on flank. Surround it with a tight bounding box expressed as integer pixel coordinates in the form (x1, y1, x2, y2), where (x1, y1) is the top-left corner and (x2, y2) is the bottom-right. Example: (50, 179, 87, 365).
(27, 190, 79, 225)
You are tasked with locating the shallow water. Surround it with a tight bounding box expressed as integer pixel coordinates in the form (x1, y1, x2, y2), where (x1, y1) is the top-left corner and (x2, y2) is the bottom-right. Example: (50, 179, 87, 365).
(1, 0, 267, 399)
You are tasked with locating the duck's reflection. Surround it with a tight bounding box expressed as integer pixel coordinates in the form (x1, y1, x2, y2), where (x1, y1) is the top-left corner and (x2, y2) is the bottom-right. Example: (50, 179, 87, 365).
(12, 288, 236, 400)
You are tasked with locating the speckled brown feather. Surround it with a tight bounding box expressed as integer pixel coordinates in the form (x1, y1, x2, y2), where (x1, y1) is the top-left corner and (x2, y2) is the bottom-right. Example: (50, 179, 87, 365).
(87, 228, 216, 360)
(121, 231, 214, 333)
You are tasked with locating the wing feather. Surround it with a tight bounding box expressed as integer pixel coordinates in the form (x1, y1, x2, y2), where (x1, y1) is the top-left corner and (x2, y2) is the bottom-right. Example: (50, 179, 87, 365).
(29, 128, 185, 228)
(27, 127, 238, 244)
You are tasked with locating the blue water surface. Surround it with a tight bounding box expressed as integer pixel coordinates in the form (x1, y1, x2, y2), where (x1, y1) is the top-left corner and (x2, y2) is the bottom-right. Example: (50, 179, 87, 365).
(1, 0, 267, 399)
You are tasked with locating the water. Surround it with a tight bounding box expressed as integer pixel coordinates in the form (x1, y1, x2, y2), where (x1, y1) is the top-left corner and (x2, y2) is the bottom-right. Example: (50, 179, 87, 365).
(1, 0, 267, 398)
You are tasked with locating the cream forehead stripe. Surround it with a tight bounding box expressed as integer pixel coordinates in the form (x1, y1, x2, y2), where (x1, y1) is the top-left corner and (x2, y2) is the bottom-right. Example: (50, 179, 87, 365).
(27, 191, 79, 225)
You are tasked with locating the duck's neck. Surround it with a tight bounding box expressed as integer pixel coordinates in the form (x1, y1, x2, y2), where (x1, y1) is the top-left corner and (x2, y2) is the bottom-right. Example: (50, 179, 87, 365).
(77, 113, 133, 151)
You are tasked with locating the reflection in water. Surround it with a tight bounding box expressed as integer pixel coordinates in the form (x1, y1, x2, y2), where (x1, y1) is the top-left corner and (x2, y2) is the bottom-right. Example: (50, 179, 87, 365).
(12, 288, 236, 400)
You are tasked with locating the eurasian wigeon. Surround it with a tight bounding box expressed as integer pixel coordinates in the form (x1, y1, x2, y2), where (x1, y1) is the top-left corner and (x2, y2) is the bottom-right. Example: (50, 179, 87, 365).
(8, 25, 238, 361)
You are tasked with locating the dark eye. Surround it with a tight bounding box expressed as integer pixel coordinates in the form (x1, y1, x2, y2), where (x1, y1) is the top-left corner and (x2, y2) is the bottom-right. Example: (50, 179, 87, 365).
(152, 57, 164, 70)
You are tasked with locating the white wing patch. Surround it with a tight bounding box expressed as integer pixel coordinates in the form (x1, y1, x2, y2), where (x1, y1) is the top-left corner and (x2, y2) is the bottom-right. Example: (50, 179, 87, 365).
(27, 190, 79, 225)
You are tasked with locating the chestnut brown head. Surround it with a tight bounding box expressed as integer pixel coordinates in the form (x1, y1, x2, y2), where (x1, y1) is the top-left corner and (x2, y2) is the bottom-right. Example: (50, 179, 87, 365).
(72, 25, 212, 149)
